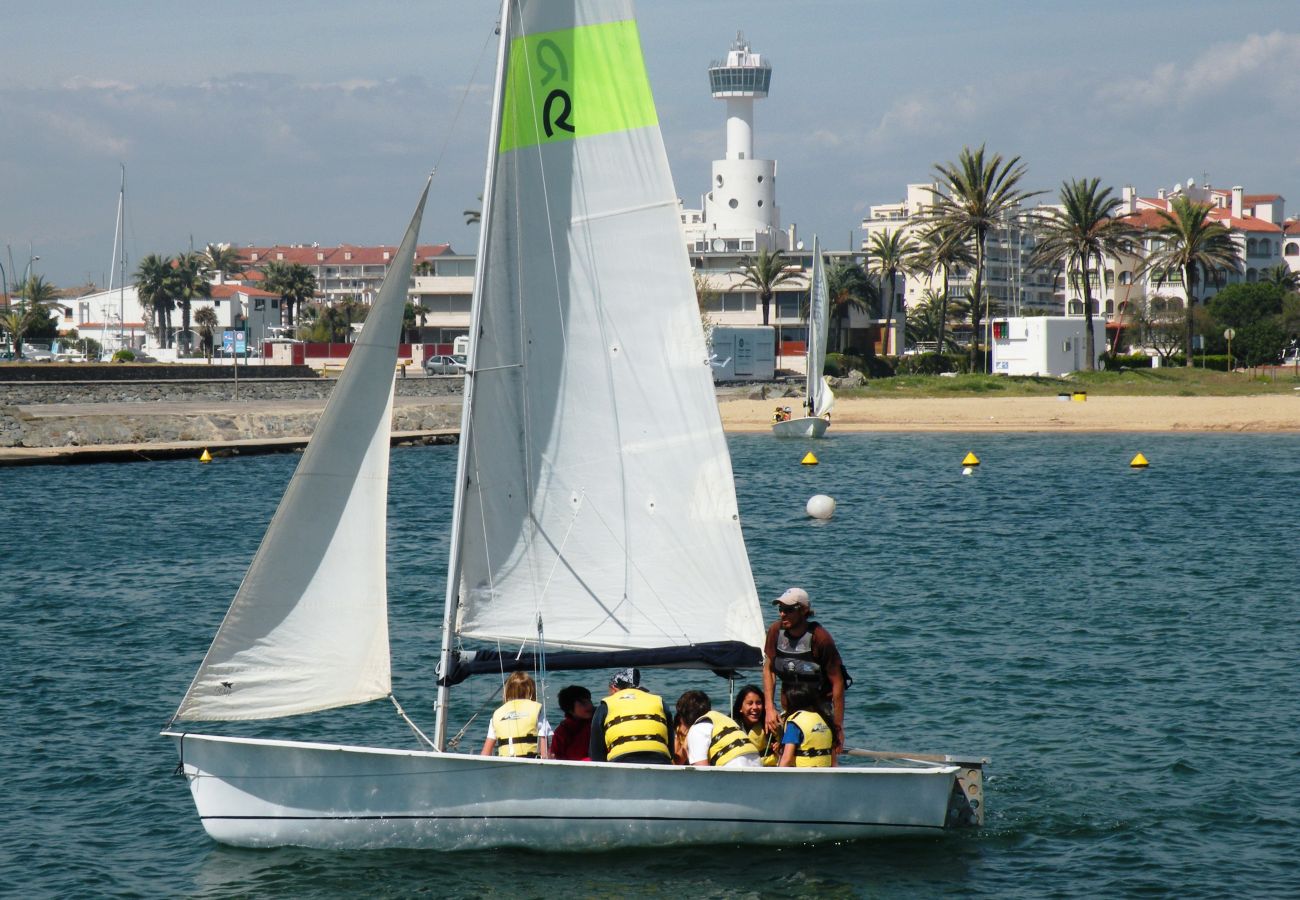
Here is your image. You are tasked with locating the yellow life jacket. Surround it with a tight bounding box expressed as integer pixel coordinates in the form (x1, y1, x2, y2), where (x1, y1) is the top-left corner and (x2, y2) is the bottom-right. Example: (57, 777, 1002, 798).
(699, 710, 759, 767)
(603, 689, 670, 761)
(491, 699, 542, 758)
(745, 724, 778, 766)
(787, 709, 833, 767)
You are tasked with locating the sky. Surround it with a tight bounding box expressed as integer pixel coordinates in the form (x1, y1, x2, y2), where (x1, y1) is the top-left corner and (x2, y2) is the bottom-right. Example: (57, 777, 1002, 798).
(3, 0, 1298, 289)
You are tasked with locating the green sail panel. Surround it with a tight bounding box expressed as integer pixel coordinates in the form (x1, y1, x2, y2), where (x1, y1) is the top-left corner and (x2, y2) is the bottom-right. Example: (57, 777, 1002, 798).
(499, 19, 658, 153)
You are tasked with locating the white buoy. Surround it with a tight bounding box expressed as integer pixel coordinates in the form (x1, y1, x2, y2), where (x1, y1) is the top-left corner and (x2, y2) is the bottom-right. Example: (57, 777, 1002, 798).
(962, 466, 973, 476)
(806, 494, 836, 519)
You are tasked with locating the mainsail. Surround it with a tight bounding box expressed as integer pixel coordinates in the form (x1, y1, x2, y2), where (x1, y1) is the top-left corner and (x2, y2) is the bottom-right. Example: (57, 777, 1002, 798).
(449, 0, 764, 656)
(174, 182, 430, 721)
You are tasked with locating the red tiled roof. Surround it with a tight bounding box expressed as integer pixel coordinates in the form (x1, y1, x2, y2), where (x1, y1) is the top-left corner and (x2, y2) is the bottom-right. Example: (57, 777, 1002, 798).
(1136, 197, 1170, 212)
(1244, 194, 1282, 204)
(236, 243, 454, 267)
(1120, 209, 1169, 230)
(1284, 220, 1300, 235)
(211, 284, 276, 299)
(1206, 209, 1282, 232)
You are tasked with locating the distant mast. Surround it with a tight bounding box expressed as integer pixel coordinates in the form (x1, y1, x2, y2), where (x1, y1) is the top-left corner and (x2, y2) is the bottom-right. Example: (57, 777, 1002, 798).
(108, 164, 127, 351)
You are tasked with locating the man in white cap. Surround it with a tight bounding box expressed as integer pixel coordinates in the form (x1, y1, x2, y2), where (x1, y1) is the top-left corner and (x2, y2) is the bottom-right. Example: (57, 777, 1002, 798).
(762, 587, 846, 748)
(588, 667, 672, 764)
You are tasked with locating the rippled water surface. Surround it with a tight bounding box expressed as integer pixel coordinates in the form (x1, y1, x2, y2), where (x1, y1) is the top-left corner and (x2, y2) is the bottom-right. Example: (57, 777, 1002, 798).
(3, 433, 1297, 897)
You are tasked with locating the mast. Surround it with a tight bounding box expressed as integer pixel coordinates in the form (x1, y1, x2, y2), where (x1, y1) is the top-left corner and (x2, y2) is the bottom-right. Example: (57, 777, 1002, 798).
(118, 165, 127, 351)
(433, 0, 512, 751)
(807, 236, 818, 408)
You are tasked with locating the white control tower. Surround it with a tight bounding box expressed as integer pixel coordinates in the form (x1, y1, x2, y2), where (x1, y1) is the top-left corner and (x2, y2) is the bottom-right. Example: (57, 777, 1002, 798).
(695, 33, 784, 250)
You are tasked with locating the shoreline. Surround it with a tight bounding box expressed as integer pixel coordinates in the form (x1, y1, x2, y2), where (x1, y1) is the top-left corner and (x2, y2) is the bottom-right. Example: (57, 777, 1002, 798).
(719, 394, 1300, 434)
(3, 393, 1299, 465)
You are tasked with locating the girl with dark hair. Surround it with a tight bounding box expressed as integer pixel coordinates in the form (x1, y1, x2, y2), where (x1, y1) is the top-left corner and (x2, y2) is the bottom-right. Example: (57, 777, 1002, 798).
(777, 682, 838, 768)
(673, 690, 761, 768)
(731, 684, 776, 766)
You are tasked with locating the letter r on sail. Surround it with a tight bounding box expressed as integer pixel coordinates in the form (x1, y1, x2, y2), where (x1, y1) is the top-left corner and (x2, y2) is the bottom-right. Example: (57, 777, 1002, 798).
(499, 19, 658, 152)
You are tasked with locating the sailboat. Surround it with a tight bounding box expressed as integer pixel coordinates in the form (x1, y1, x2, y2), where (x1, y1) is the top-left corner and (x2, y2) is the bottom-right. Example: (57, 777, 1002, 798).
(164, 0, 984, 850)
(771, 236, 834, 437)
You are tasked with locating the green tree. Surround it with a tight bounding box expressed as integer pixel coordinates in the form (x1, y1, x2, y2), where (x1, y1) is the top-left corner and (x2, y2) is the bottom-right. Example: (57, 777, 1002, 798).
(1027, 178, 1139, 370)
(909, 224, 975, 358)
(906, 287, 966, 351)
(1141, 195, 1241, 366)
(0, 276, 59, 358)
(202, 243, 243, 280)
(1261, 263, 1299, 293)
(1205, 282, 1287, 365)
(135, 254, 175, 348)
(171, 251, 211, 354)
(736, 247, 800, 326)
(925, 144, 1040, 368)
(824, 262, 876, 352)
(194, 306, 219, 359)
(865, 229, 916, 355)
(262, 261, 317, 330)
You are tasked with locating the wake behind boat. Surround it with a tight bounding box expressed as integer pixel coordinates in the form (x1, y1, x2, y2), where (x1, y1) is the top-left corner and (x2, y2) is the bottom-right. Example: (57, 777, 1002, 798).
(772, 235, 834, 438)
(165, 0, 983, 851)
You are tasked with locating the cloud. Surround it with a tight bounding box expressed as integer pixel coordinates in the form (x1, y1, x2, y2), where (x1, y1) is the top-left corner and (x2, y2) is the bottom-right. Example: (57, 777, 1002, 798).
(1098, 30, 1300, 112)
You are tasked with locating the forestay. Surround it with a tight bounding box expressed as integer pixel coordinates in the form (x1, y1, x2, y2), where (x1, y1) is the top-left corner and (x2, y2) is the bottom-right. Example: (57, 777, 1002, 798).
(173, 184, 429, 721)
(452, 0, 764, 655)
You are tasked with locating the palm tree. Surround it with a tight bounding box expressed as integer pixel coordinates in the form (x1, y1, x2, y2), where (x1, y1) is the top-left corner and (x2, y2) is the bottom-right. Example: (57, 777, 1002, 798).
(1140, 195, 1241, 366)
(262, 261, 318, 331)
(735, 247, 800, 327)
(135, 253, 175, 348)
(202, 243, 243, 281)
(171, 252, 211, 354)
(925, 145, 1040, 368)
(194, 306, 219, 359)
(824, 262, 876, 352)
(910, 224, 975, 358)
(1262, 263, 1299, 293)
(464, 194, 484, 225)
(906, 287, 967, 351)
(1027, 178, 1139, 370)
(0, 276, 58, 358)
(866, 229, 916, 355)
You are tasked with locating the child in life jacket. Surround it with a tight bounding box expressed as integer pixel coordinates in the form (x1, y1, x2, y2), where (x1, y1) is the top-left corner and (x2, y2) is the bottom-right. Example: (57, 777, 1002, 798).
(481, 671, 553, 759)
(777, 682, 839, 767)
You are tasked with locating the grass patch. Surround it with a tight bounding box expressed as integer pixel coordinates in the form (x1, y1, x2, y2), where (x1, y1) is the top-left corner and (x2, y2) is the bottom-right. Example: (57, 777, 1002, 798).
(849, 367, 1300, 398)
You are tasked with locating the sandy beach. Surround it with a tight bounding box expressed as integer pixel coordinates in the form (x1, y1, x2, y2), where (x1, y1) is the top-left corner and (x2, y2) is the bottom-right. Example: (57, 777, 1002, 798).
(718, 394, 1300, 433)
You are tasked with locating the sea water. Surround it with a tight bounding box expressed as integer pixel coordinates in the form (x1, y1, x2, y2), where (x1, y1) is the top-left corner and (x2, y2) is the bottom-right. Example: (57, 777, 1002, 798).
(2, 433, 1297, 897)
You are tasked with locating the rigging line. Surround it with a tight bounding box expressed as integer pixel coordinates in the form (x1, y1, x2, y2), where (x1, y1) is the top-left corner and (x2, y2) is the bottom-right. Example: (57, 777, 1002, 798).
(431, 19, 498, 173)
(507, 0, 555, 628)
(447, 680, 505, 751)
(389, 694, 436, 749)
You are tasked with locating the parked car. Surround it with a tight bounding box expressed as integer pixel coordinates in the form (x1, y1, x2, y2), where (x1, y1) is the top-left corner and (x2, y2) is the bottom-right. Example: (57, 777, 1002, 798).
(424, 354, 467, 375)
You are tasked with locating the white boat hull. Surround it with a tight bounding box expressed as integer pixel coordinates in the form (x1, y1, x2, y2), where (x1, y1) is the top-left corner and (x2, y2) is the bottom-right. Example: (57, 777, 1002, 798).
(166, 732, 961, 850)
(771, 416, 830, 438)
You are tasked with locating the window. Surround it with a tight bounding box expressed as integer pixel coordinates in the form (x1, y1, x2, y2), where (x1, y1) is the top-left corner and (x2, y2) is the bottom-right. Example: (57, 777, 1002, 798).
(1247, 268, 1258, 283)
(1119, 271, 1133, 285)
(254, 299, 265, 311)
(1286, 243, 1299, 257)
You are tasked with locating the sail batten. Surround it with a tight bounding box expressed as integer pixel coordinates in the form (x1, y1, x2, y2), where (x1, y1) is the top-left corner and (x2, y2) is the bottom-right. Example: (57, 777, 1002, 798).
(450, 0, 764, 660)
(174, 181, 430, 722)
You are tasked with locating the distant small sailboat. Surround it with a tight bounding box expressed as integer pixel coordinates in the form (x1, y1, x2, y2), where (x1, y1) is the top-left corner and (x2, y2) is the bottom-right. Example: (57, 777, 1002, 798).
(164, 0, 982, 851)
(772, 236, 834, 437)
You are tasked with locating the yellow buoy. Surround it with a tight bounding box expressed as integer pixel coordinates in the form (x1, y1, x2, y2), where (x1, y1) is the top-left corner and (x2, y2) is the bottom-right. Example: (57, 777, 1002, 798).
(961, 452, 980, 467)
(801, 451, 819, 466)
(1130, 452, 1149, 468)
(1072, 391, 1087, 402)
(199, 448, 212, 463)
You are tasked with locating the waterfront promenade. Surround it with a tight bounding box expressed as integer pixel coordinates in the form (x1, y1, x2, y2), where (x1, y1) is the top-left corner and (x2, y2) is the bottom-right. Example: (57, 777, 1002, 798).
(4, 386, 1300, 465)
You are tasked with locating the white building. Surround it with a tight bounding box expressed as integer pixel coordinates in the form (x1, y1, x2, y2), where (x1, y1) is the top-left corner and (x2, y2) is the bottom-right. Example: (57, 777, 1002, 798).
(860, 183, 1055, 341)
